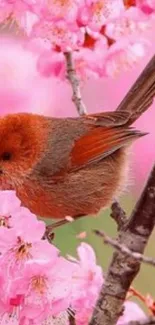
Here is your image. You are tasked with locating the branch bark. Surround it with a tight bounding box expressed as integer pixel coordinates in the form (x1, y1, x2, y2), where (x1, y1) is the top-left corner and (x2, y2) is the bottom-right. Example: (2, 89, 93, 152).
(110, 201, 127, 230)
(64, 52, 87, 116)
(94, 229, 155, 267)
(89, 163, 155, 325)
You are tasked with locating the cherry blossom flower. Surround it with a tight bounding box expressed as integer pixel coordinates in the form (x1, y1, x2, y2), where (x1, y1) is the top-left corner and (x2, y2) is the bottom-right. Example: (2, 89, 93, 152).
(32, 19, 85, 51)
(104, 39, 146, 77)
(71, 243, 103, 324)
(0, 195, 58, 276)
(78, 0, 125, 31)
(106, 7, 151, 41)
(117, 301, 146, 324)
(0, 190, 21, 218)
(0, 0, 39, 27)
(136, 0, 155, 14)
(10, 259, 74, 323)
(0, 0, 153, 81)
(45, 0, 80, 23)
(0, 190, 148, 325)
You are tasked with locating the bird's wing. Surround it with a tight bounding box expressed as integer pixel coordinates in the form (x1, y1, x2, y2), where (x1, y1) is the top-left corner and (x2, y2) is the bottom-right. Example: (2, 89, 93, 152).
(68, 125, 145, 171)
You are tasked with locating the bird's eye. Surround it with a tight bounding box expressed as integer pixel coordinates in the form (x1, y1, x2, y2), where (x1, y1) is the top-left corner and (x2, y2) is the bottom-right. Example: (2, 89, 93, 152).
(1, 152, 12, 161)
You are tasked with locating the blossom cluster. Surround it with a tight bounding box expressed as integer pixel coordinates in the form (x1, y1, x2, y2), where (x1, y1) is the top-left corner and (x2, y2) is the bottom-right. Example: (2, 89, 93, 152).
(0, 190, 103, 325)
(0, 190, 147, 325)
(0, 0, 155, 79)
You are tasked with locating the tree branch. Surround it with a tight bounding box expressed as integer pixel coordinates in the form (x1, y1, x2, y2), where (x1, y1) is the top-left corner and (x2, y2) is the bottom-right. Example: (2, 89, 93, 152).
(64, 52, 87, 116)
(94, 229, 155, 267)
(89, 163, 155, 325)
(110, 201, 127, 230)
(64, 51, 155, 325)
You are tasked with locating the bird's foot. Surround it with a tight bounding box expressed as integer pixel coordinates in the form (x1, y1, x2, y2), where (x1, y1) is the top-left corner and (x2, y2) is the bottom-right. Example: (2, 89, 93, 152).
(43, 225, 55, 242)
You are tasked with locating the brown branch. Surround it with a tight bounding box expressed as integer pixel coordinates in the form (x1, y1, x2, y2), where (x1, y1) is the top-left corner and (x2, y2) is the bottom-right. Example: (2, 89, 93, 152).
(68, 308, 76, 325)
(127, 318, 155, 325)
(89, 163, 155, 325)
(94, 229, 155, 267)
(64, 52, 87, 116)
(68, 314, 76, 325)
(68, 315, 76, 325)
(110, 201, 127, 230)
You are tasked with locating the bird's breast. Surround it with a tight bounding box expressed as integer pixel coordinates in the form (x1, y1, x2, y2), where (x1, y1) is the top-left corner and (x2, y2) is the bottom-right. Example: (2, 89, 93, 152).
(16, 148, 130, 219)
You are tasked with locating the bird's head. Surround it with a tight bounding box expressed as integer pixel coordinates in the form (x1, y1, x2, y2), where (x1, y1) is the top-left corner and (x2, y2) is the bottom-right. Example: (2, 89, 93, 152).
(0, 113, 49, 189)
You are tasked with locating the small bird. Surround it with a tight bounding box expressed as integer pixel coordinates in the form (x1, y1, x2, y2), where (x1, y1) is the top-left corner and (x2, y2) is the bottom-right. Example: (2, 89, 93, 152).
(0, 55, 154, 219)
(0, 111, 145, 219)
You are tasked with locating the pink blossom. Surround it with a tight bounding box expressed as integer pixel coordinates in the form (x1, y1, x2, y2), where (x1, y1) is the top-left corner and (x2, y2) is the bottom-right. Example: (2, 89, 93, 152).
(0, 3, 153, 83)
(43, 312, 69, 325)
(37, 37, 108, 80)
(32, 19, 85, 51)
(104, 39, 147, 77)
(10, 259, 74, 323)
(136, 0, 155, 14)
(0, 0, 38, 26)
(0, 310, 69, 325)
(0, 190, 21, 218)
(106, 7, 151, 41)
(0, 195, 58, 275)
(0, 310, 19, 325)
(117, 301, 146, 324)
(45, 0, 79, 23)
(71, 243, 104, 324)
(0, 230, 58, 277)
(78, 0, 125, 31)
(73, 37, 108, 80)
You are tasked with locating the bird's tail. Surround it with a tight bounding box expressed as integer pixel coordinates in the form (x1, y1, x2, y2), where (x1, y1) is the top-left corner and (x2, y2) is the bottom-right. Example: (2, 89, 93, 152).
(116, 54, 155, 125)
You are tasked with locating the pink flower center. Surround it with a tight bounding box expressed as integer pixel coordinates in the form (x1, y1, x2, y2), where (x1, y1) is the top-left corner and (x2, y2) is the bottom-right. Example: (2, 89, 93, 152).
(14, 237, 32, 260)
(31, 275, 47, 294)
(92, 1, 104, 14)
(0, 215, 11, 227)
(48, 0, 72, 10)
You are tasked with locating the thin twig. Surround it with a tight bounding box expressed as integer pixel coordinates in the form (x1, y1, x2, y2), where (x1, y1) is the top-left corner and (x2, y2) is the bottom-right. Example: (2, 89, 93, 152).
(110, 201, 127, 230)
(127, 317, 155, 325)
(64, 51, 87, 116)
(129, 287, 146, 304)
(44, 214, 86, 242)
(94, 229, 155, 267)
(47, 214, 85, 230)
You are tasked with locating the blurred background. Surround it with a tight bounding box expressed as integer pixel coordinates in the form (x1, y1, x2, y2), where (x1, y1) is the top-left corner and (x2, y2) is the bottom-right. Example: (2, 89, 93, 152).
(0, 24, 155, 307)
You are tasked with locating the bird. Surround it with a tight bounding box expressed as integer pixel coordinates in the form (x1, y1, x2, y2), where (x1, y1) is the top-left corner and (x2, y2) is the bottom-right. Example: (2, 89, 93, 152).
(0, 54, 154, 220)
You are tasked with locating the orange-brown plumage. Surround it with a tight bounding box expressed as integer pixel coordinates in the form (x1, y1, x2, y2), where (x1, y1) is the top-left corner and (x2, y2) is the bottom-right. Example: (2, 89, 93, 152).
(0, 111, 145, 219)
